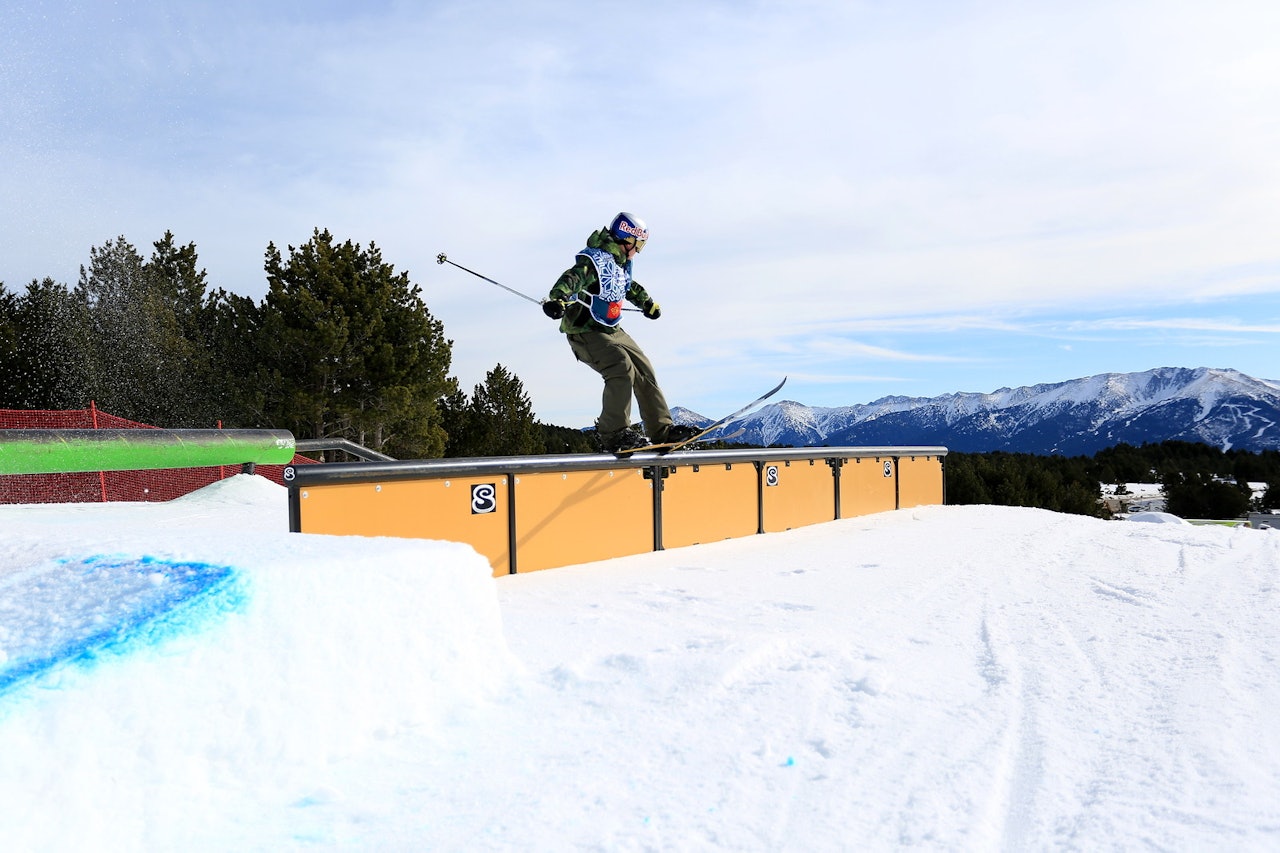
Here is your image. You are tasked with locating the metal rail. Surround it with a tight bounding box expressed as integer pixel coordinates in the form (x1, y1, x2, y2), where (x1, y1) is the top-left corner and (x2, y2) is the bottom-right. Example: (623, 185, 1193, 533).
(294, 438, 395, 463)
(283, 445, 948, 487)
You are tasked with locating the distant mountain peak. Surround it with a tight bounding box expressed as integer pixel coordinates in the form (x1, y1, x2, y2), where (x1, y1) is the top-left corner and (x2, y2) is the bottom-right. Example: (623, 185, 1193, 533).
(683, 367, 1280, 454)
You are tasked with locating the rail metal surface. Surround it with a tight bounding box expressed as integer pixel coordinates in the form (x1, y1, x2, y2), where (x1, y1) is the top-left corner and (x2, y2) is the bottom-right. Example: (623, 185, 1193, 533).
(283, 445, 949, 487)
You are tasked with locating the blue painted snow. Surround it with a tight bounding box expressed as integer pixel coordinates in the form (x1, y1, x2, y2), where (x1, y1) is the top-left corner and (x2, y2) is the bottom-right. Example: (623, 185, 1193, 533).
(0, 555, 246, 697)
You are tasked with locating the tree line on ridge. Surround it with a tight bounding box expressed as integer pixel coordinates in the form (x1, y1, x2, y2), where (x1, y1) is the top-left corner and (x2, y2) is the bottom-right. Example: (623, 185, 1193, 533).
(0, 229, 593, 459)
(4, 228, 1276, 517)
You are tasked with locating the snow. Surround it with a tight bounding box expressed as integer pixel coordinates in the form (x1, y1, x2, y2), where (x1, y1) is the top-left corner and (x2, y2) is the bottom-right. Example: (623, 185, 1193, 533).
(3, 474, 1280, 850)
(1125, 511, 1189, 525)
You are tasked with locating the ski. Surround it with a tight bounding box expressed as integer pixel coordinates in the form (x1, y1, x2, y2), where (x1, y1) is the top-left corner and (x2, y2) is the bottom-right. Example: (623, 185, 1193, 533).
(703, 426, 746, 445)
(638, 426, 747, 454)
(615, 377, 787, 456)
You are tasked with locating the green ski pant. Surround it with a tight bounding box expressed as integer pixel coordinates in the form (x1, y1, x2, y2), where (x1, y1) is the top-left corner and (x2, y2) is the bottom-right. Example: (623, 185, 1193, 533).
(566, 327, 673, 439)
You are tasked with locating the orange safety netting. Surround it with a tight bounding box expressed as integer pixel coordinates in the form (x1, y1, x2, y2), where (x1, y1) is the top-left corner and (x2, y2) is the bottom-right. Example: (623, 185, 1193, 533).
(0, 403, 315, 504)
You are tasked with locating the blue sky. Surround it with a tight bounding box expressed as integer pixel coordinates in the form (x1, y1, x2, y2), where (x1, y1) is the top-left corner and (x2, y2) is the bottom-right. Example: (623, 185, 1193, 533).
(3, 0, 1279, 427)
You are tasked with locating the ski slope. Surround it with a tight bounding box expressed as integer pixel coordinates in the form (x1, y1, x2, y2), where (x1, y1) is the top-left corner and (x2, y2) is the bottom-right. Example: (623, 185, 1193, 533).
(2, 475, 1279, 850)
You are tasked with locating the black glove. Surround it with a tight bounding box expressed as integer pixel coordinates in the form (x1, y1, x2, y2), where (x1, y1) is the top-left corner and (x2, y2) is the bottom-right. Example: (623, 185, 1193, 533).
(542, 300, 566, 320)
(642, 300, 661, 320)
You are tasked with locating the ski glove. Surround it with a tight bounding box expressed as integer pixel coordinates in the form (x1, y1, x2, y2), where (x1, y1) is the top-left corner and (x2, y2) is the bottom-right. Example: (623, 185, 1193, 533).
(542, 300, 566, 320)
(642, 300, 661, 320)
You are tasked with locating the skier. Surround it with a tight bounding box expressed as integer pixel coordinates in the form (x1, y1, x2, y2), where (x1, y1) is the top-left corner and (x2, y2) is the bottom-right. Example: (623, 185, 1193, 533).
(542, 212, 700, 453)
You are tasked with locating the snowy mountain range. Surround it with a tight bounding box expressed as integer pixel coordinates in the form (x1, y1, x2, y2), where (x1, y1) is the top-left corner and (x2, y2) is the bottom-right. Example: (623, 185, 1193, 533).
(675, 367, 1280, 455)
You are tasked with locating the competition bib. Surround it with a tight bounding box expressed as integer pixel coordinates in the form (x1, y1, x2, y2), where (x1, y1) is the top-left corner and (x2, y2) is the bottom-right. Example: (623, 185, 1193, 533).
(576, 247, 629, 327)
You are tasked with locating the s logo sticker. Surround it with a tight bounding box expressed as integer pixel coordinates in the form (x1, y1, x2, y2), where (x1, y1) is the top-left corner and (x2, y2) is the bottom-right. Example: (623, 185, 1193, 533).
(471, 483, 497, 514)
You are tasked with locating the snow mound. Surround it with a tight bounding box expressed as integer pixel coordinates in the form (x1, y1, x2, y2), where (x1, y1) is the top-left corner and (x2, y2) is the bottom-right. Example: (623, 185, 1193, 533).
(0, 555, 244, 696)
(1127, 511, 1189, 525)
(171, 472, 287, 505)
(0, 535, 515, 846)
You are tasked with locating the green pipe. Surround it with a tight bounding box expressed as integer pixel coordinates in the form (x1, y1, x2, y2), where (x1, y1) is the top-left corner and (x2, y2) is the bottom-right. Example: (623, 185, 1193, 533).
(0, 429, 297, 475)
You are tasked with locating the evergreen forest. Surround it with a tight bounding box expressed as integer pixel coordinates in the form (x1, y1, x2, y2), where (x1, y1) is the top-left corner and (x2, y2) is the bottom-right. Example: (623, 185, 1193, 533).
(944, 442, 1280, 519)
(0, 230, 592, 459)
(4, 230, 1278, 518)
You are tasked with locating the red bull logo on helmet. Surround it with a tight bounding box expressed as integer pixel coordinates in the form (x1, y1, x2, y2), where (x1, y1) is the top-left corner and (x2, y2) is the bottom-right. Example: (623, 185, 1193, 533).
(616, 219, 648, 241)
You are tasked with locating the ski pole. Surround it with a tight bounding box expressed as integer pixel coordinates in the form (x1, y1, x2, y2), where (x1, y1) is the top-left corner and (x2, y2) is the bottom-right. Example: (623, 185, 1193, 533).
(436, 253, 542, 305)
(436, 253, 642, 312)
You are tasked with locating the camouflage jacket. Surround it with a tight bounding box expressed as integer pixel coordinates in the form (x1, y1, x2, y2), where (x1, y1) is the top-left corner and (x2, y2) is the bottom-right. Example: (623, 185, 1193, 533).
(546, 228, 654, 335)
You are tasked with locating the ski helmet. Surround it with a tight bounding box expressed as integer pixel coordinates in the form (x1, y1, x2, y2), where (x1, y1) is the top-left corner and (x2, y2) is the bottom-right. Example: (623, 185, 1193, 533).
(609, 212, 648, 248)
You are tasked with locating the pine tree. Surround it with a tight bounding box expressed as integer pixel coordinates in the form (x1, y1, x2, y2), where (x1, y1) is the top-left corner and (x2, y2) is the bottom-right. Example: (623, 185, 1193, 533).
(0, 286, 20, 406)
(144, 231, 207, 353)
(1260, 480, 1280, 511)
(145, 232, 217, 425)
(467, 364, 541, 456)
(539, 422, 597, 454)
(72, 235, 210, 425)
(203, 288, 264, 427)
(257, 228, 454, 458)
(439, 388, 476, 457)
(0, 278, 93, 410)
(1162, 471, 1251, 519)
(943, 455, 991, 504)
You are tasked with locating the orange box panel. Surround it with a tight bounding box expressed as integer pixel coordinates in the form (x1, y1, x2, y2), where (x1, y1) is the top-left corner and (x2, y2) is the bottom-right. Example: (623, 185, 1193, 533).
(513, 468, 653, 572)
(296, 476, 511, 575)
(839, 456, 900, 517)
(760, 458, 835, 533)
(897, 455, 945, 508)
(660, 462, 759, 548)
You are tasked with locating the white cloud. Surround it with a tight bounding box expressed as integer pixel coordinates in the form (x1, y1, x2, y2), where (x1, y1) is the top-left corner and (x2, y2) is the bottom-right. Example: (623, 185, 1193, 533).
(4, 0, 1280, 423)
(1067, 316, 1280, 335)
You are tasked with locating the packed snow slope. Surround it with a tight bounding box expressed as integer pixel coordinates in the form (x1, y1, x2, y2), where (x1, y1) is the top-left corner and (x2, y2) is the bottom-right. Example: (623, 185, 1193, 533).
(2, 475, 1279, 850)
